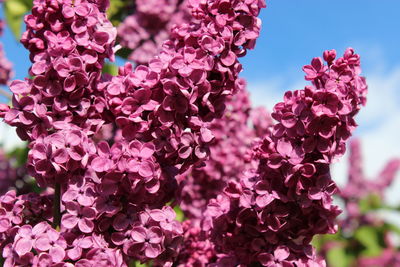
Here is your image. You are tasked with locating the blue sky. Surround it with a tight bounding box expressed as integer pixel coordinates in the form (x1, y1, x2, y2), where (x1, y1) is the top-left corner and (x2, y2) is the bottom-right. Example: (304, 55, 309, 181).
(2, 1, 400, 83)
(242, 0, 400, 81)
(1, 1, 400, 196)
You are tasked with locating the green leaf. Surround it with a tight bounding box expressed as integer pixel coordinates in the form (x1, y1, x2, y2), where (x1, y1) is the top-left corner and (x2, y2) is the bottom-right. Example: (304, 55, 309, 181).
(108, 0, 133, 26)
(4, 0, 33, 40)
(174, 205, 185, 222)
(116, 47, 132, 60)
(102, 63, 119, 76)
(354, 226, 382, 256)
(312, 232, 342, 251)
(386, 223, 400, 236)
(6, 146, 28, 167)
(326, 246, 348, 267)
(359, 193, 382, 213)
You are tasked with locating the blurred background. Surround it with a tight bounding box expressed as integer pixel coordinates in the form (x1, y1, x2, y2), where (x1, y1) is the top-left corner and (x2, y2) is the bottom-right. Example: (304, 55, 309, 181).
(1, 1, 400, 266)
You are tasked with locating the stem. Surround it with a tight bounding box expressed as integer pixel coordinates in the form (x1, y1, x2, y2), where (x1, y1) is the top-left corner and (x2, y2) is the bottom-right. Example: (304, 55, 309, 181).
(0, 88, 11, 100)
(52, 182, 61, 230)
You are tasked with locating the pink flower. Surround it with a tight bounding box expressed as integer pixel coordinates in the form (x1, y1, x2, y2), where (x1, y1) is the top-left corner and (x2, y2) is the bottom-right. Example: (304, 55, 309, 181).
(61, 202, 96, 233)
(129, 226, 164, 258)
(13, 222, 49, 256)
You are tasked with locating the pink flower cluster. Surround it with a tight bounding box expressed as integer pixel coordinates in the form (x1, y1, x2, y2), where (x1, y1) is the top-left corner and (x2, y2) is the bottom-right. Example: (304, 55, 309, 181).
(0, 0, 267, 265)
(117, 0, 192, 64)
(195, 49, 368, 265)
(178, 80, 272, 219)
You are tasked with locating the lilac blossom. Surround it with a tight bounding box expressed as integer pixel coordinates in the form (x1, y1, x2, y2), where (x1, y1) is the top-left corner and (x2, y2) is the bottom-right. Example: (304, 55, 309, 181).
(0, 0, 266, 265)
(193, 48, 368, 266)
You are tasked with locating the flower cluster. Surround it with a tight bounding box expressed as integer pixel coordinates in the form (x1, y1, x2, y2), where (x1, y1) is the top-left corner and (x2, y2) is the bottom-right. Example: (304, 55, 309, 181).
(0, 190, 125, 266)
(0, 0, 266, 265)
(117, 0, 192, 64)
(178, 80, 272, 219)
(199, 48, 367, 265)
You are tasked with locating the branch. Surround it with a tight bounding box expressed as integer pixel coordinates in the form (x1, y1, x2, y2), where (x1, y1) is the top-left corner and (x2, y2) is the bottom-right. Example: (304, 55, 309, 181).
(52, 182, 61, 230)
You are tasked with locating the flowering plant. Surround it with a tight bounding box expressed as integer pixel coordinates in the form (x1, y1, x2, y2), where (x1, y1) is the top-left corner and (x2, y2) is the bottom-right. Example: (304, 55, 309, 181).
(0, 0, 370, 266)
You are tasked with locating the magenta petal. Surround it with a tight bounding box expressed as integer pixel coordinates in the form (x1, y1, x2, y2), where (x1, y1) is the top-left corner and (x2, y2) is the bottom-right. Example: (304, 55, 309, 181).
(140, 143, 155, 158)
(62, 5, 75, 18)
(82, 207, 96, 219)
(178, 146, 192, 159)
(91, 157, 108, 172)
(68, 247, 82, 261)
(79, 237, 93, 249)
(0, 217, 11, 232)
(258, 253, 274, 265)
(53, 148, 69, 164)
(113, 214, 129, 231)
(277, 139, 292, 157)
(18, 225, 32, 237)
(274, 246, 290, 261)
(148, 227, 163, 243)
(256, 194, 274, 208)
(281, 113, 297, 128)
(144, 243, 161, 258)
(61, 214, 79, 229)
(138, 161, 154, 178)
(200, 127, 213, 143)
(14, 237, 33, 256)
(149, 209, 166, 222)
(75, 4, 90, 17)
(77, 218, 93, 234)
(111, 232, 126, 246)
(50, 245, 66, 262)
(34, 236, 51, 251)
(64, 76, 76, 92)
(131, 227, 146, 242)
(10, 80, 30, 94)
(195, 146, 208, 159)
(220, 50, 236, 66)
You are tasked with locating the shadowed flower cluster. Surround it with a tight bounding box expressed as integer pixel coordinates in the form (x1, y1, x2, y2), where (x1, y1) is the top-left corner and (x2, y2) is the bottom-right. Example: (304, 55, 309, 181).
(117, 0, 192, 65)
